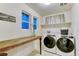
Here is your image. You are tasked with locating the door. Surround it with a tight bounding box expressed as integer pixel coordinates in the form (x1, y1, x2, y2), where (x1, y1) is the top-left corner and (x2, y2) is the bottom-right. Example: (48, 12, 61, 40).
(44, 35, 56, 48)
(57, 38, 74, 53)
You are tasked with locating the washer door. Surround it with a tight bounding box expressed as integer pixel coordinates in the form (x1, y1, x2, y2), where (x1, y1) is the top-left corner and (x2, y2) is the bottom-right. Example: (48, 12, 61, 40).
(57, 38, 74, 53)
(44, 35, 55, 48)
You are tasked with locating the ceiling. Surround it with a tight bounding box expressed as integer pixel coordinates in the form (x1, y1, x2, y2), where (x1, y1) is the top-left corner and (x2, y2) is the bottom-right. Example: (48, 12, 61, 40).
(26, 3, 72, 16)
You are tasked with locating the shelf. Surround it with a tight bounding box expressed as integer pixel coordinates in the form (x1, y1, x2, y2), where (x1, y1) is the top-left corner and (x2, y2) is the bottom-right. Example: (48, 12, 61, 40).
(0, 36, 42, 53)
(41, 22, 71, 28)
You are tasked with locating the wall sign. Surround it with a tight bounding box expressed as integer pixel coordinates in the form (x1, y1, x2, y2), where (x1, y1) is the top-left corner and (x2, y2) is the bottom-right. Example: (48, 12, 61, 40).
(0, 12, 16, 22)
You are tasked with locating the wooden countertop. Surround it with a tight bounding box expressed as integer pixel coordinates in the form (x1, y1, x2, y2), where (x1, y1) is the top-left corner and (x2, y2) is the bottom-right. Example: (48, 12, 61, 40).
(0, 36, 42, 53)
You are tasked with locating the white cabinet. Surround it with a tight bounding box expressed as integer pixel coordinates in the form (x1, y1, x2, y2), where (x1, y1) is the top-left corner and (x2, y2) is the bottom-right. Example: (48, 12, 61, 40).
(42, 11, 71, 28)
(64, 11, 71, 23)
(44, 14, 65, 25)
(44, 12, 71, 24)
(60, 14, 65, 23)
(45, 17, 49, 24)
(55, 15, 61, 24)
(51, 16, 55, 24)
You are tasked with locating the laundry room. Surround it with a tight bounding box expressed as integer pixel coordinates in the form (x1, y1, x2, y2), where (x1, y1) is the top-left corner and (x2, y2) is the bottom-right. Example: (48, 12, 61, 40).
(0, 2, 79, 56)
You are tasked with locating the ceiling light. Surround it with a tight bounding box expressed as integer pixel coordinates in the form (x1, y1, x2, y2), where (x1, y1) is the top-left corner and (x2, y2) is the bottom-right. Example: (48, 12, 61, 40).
(43, 3, 51, 5)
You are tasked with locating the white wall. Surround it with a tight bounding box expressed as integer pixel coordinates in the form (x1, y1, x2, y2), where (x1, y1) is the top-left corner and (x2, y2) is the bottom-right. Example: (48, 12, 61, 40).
(0, 3, 41, 40)
(0, 3, 41, 55)
(71, 4, 79, 56)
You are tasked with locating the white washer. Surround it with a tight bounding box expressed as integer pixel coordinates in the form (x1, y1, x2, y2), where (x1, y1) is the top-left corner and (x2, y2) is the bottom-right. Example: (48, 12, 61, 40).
(56, 35, 75, 56)
(42, 29, 57, 54)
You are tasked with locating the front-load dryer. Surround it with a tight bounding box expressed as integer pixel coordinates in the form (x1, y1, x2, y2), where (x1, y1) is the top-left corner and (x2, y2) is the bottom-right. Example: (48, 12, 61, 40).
(56, 36, 75, 56)
(42, 30, 57, 55)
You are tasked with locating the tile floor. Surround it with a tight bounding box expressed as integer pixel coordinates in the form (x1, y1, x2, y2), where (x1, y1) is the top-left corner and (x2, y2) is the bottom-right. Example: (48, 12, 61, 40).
(29, 50, 58, 56)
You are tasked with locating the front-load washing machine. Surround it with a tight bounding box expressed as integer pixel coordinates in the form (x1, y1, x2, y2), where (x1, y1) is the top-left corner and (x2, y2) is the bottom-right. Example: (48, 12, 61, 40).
(56, 36, 75, 56)
(42, 30, 57, 55)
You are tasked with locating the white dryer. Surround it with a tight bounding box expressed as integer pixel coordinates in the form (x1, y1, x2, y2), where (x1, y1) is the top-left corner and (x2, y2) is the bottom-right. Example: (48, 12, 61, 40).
(56, 35, 75, 56)
(42, 29, 57, 55)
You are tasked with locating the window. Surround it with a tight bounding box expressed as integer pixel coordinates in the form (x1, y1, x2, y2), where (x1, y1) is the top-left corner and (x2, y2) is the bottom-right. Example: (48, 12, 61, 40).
(22, 11, 30, 29)
(33, 17, 37, 30)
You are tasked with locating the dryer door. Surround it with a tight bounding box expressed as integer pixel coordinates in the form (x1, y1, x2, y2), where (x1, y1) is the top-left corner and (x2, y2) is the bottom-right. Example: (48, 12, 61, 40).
(44, 35, 56, 48)
(57, 38, 74, 53)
